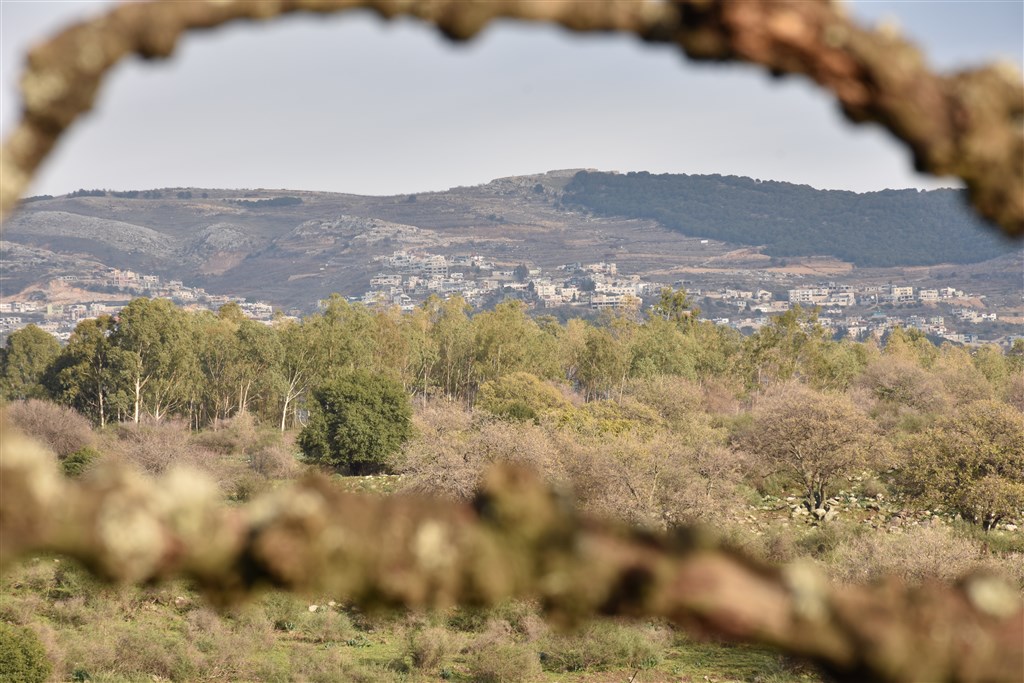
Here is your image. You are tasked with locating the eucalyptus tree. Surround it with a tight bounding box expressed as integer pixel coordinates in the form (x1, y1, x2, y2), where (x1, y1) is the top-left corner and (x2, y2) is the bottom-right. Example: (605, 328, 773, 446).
(275, 317, 320, 431)
(232, 318, 283, 418)
(46, 315, 130, 427)
(110, 298, 199, 422)
(429, 295, 474, 400)
(740, 306, 829, 390)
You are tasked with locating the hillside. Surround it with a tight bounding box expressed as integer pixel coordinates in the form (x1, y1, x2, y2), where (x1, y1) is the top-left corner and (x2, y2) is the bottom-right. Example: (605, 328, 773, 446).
(4, 170, 1019, 309)
(561, 171, 1014, 267)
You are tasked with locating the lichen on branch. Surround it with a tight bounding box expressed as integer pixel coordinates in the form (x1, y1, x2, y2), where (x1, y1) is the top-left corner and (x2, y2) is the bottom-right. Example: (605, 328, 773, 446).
(1, 425, 1021, 683)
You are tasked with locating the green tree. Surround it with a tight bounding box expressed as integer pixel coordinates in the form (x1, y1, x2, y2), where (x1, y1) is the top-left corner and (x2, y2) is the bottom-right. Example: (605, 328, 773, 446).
(576, 326, 629, 401)
(0, 324, 60, 400)
(740, 306, 828, 389)
(651, 286, 699, 327)
(112, 298, 198, 422)
(628, 317, 697, 380)
(428, 295, 475, 401)
(472, 300, 541, 385)
(898, 401, 1024, 530)
(46, 315, 130, 427)
(275, 317, 320, 431)
(232, 319, 283, 416)
(194, 311, 241, 422)
(297, 371, 413, 474)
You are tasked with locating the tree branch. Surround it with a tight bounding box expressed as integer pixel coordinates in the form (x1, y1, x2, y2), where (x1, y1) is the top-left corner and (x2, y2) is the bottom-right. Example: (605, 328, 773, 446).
(1, 0, 1021, 235)
(2, 427, 1021, 683)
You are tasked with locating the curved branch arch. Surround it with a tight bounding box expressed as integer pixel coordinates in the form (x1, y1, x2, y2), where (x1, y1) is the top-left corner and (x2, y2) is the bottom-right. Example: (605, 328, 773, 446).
(1, 0, 1022, 235)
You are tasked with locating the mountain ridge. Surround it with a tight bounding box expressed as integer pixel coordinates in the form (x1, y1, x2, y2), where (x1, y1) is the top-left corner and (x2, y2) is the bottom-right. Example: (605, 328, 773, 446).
(4, 170, 1018, 308)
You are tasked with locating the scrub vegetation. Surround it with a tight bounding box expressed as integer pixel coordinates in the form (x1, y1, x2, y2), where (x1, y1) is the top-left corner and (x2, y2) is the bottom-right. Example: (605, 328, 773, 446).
(2, 292, 1022, 681)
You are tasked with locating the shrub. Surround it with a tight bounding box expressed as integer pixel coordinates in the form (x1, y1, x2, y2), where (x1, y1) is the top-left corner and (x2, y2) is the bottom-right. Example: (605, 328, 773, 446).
(4, 399, 94, 458)
(62, 447, 100, 478)
(400, 412, 559, 501)
(446, 606, 491, 633)
(107, 419, 195, 475)
(828, 526, 988, 585)
(404, 626, 453, 670)
(467, 642, 541, 683)
(857, 355, 948, 414)
(296, 606, 356, 644)
(106, 419, 249, 495)
(248, 443, 298, 479)
(540, 620, 666, 673)
(476, 372, 569, 423)
(0, 623, 52, 683)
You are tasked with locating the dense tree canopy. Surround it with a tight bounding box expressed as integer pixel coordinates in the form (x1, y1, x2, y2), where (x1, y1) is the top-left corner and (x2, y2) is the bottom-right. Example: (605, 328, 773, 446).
(0, 325, 61, 401)
(562, 171, 1013, 267)
(297, 371, 413, 475)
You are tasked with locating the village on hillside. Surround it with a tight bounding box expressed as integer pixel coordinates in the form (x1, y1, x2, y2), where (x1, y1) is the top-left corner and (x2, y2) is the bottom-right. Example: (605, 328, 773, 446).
(3, 249, 1017, 348)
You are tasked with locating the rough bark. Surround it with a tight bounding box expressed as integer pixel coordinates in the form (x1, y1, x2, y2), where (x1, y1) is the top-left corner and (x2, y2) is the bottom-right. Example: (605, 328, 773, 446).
(2, 424, 1022, 683)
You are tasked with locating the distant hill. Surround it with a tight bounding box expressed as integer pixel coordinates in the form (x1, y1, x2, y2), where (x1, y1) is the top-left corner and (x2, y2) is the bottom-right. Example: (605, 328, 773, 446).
(561, 171, 1014, 267)
(3, 170, 1019, 309)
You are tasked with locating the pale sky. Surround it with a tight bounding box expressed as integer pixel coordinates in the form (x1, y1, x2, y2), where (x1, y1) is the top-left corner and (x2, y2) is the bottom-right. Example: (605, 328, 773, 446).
(1, 1, 1022, 197)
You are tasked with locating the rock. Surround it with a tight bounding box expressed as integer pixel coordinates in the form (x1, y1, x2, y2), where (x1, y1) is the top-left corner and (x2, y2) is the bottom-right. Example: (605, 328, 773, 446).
(308, 605, 318, 612)
(1005, 524, 1018, 532)
(813, 508, 828, 520)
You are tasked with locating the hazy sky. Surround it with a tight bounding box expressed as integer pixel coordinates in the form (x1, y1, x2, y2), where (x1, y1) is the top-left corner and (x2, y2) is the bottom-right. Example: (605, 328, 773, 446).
(1, 1, 1022, 197)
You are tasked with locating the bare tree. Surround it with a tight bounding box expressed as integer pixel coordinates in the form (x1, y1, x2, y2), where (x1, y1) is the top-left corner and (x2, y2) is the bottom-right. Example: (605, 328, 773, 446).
(740, 382, 881, 513)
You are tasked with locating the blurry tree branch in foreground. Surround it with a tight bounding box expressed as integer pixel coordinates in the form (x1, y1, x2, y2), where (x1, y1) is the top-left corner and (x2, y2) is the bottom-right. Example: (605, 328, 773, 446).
(0, 0, 1022, 235)
(2, 426, 1022, 683)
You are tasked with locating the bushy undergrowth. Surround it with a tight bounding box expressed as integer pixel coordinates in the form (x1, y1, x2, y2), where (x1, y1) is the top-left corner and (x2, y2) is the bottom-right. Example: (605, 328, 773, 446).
(4, 399, 94, 459)
(3, 328, 1023, 682)
(540, 620, 669, 672)
(0, 622, 51, 683)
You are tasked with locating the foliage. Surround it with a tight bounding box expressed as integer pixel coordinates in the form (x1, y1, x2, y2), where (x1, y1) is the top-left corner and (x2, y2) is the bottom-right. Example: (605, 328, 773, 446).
(898, 401, 1024, 530)
(540, 620, 667, 672)
(398, 404, 558, 500)
(112, 297, 199, 423)
(62, 446, 101, 478)
(561, 170, 1012, 266)
(45, 315, 131, 427)
(404, 625, 453, 671)
(0, 622, 51, 683)
(298, 371, 412, 474)
(477, 372, 570, 423)
(467, 641, 541, 683)
(1, 325, 60, 401)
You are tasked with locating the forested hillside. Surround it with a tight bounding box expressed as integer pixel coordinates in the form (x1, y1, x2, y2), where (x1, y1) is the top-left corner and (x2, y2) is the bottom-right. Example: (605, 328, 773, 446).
(562, 171, 1015, 266)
